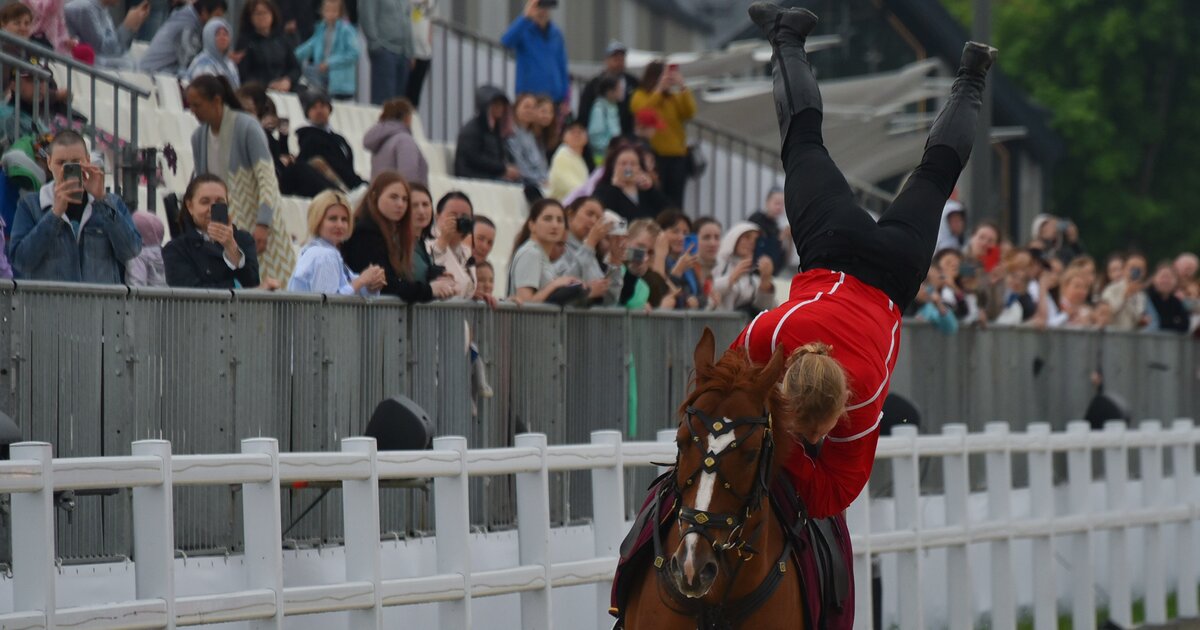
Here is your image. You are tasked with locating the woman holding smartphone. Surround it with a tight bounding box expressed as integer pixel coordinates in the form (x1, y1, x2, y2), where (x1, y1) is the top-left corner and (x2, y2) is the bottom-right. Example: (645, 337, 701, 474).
(163, 174, 261, 289)
(592, 143, 668, 221)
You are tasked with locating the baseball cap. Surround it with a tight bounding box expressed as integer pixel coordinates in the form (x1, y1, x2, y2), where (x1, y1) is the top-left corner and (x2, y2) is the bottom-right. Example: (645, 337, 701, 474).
(605, 40, 628, 57)
(634, 108, 666, 130)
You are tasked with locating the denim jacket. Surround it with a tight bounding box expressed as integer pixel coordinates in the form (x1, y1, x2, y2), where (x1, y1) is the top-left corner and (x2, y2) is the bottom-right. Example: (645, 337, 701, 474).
(7, 185, 142, 284)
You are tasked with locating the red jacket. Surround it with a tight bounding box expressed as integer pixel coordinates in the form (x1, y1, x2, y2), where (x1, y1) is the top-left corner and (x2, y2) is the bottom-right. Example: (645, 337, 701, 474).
(733, 269, 902, 518)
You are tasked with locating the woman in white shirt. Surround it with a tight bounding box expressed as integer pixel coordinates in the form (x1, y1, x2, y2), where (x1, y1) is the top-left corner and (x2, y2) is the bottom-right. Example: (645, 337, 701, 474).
(428, 191, 480, 301)
(288, 190, 386, 296)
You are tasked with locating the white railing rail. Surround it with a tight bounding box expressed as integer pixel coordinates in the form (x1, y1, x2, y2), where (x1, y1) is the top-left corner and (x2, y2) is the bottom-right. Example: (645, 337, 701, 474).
(0, 422, 1197, 629)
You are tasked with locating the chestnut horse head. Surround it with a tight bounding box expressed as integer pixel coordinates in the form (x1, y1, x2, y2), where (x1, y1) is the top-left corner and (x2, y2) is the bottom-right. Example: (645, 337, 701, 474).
(667, 327, 790, 599)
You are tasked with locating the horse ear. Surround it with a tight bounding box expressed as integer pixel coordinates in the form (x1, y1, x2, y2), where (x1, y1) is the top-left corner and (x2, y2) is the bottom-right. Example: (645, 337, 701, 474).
(758, 346, 788, 393)
(694, 327, 716, 376)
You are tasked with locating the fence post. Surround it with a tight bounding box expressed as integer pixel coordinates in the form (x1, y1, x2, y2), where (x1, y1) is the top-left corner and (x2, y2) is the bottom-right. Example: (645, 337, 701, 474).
(1171, 418, 1198, 618)
(241, 438, 283, 630)
(1140, 419, 1167, 624)
(131, 440, 176, 629)
(984, 422, 1014, 630)
(341, 437, 382, 630)
(591, 430, 626, 630)
(515, 433, 552, 630)
(433, 435, 472, 630)
(10, 442, 55, 627)
(1026, 423, 1056, 630)
(845, 481, 872, 629)
(1102, 420, 1131, 627)
(942, 423, 972, 629)
(1066, 420, 1095, 630)
(890, 424, 922, 630)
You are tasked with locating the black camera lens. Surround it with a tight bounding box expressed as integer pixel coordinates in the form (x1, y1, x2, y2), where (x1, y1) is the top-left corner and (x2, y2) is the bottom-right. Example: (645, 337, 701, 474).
(455, 216, 475, 236)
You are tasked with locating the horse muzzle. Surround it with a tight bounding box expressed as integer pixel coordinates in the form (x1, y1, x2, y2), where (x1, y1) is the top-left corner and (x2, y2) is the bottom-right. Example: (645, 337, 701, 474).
(669, 543, 719, 598)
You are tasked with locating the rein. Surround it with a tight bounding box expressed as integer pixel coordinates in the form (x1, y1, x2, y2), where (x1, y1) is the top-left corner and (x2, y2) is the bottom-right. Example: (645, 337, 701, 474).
(650, 406, 796, 629)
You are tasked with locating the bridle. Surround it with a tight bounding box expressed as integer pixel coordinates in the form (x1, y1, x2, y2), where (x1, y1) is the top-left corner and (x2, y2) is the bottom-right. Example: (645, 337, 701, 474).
(649, 405, 797, 628)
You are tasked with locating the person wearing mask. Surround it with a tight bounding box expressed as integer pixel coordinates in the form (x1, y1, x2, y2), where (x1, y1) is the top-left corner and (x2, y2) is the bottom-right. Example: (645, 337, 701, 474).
(163, 174, 260, 288)
(427, 192, 481, 301)
(405, 0, 437, 106)
(555, 196, 620, 305)
(407, 181, 435, 281)
(455, 86, 521, 183)
(360, 0, 412, 104)
(578, 40, 639, 136)
(592, 144, 667, 221)
(64, 0, 147, 69)
(341, 171, 454, 302)
(747, 186, 788, 275)
(1145, 262, 1190, 333)
(187, 75, 296, 282)
(127, 211, 167, 287)
(289, 189, 386, 295)
(630, 60, 695, 208)
(363, 97, 427, 184)
(501, 0, 569, 113)
(8, 130, 141, 283)
(236, 0, 302, 92)
(712, 221, 774, 316)
(471, 215, 496, 264)
(547, 118, 589, 201)
(294, 0, 358, 100)
(140, 0, 227, 76)
(296, 91, 365, 190)
(508, 198, 579, 303)
(187, 16, 241, 86)
(507, 93, 550, 191)
(1101, 253, 1149, 331)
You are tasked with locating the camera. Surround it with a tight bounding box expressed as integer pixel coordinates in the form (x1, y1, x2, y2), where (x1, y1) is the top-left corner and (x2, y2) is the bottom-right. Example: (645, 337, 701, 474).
(624, 247, 647, 264)
(455, 216, 474, 236)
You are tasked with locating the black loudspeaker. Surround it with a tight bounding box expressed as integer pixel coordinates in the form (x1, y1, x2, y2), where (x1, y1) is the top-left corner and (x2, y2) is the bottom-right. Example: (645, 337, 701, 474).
(1085, 391, 1130, 431)
(880, 393, 921, 436)
(0, 410, 19, 460)
(365, 396, 434, 451)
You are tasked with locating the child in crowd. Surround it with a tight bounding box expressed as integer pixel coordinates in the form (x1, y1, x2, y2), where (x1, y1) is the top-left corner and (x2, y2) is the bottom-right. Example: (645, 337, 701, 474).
(1, 3, 71, 117)
(127, 211, 167, 287)
(587, 75, 622, 164)
(294, 0, 359, 100)
(475, 260, 494, 298)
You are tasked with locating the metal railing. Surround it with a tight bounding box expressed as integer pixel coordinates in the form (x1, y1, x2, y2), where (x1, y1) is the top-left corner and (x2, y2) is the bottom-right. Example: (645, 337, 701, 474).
(0, 50, 53, 142)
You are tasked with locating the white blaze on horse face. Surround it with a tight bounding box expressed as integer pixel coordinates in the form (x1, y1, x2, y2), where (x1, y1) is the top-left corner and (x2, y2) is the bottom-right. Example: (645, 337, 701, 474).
(682, 422, 737, 584)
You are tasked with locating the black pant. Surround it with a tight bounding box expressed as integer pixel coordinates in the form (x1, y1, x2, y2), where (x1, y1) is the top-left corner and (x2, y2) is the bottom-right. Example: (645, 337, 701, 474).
(784, 110, 965, 310)
(406, 59, 432, 108)
(657, 155, 689, 209)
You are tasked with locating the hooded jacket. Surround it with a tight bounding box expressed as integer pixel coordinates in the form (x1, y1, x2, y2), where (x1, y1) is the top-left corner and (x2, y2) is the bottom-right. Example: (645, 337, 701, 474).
(712, 221, 775, 314)
(186, 18, 240, 87)
(363, 119, 428, 184)
(934, 200, 966, 253)
(140, 4, 203, 76)
(454, 86, 512, 181)
(294, 19, 360, 97)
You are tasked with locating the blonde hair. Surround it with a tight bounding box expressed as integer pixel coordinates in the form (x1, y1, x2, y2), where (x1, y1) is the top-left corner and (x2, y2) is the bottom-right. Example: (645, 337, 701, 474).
(626, 218, 661, 242)
(780, 342, 848, 430)
(306, 189, 352, 239)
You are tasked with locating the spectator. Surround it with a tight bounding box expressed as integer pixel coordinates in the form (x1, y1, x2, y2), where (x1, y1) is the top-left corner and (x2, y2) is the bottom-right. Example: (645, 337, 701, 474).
(294, 0, 358, 100)
(508, 198, 579, 302)
(1101, 253, 1148, 331)
(405, 0, 436, 106)
(1146, 262, 1189, 333)
(363, 97, 427, 184)
(630, 60, 695, 208)
(712, 221, 774, 316)
(8, 130, 141, 283)
(454, 86, 520, 183)
(617, 217, 672, 309)
(342, 171, 453, 301)
(632, 108, 664, 151)
(586, 75, 622, 163)
(1, 2, 71, 117)
(127, 211, 166, 286)
(1104, 252, 1125, 290)
(360, 0, 412, 105)
(508, 93, 550, 190)
(187, 75, 296, 282)
(963, 220, 1001, 272)
(64, 0, 146, 68)
(993, 252, 1037, 326)
(1029, 213, 1061, 258)
(933, 248, 977, 323)
(534, 95, 560, 158)
(935, 200, 966, 252)
(555, 196, 619, 305)
(470, 214, 495, 263)
(547, 117, 589, 201)
(237, 82, 335, 197)
(0, 216, 11, 278)
(578, 40, 638, 137)
(289, 189, 385, 295)
(187, 17, 240, 87)
(236, 0, 301, 92)
(592, 143, 667, 221)
(747, 187, 788, 275)
(130, 0, 172, 42)
(1055, 220, 1086, 266)
(656, 209, 700, 309)
(163, 174, 260, 288)
(408, 181, 434, 280)
(427, 191, 478, 300)
(140, 0, 226, 76)
(29, 0, 81, 56)
(1174, 252, 1198, 287)
(1055, 267, 1095, 329)
(475, 259, 494, 297)
(501, 0, 568, 110)
(913, 264, 959, 334)
(296, 90, 365, 190)
(692, 216, 721, 306)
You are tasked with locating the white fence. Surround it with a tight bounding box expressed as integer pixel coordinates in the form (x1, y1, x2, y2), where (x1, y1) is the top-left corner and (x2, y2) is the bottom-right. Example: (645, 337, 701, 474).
(0, 421, 1198, 629)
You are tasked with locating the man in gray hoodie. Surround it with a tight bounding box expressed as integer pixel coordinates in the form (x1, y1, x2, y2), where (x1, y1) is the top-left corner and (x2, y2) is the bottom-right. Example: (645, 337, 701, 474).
(139, 0, 227, 76)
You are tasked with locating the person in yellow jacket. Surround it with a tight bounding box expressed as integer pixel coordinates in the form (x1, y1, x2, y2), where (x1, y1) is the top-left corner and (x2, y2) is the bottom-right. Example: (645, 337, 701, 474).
(630, 61, 695, 209)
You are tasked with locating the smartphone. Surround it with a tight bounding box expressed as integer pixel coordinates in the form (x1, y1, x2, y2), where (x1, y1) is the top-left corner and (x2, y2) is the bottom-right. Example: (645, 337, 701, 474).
(753, 235, 769, 260)
(210, 202, 230, 225)
(61, 162, 84, 202)
(624, 247, 646, 265)
(683, 234, 698, 254)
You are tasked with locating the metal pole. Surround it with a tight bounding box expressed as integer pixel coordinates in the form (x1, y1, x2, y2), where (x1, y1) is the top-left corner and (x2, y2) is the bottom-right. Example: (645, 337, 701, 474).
(969, 0, 994, 223)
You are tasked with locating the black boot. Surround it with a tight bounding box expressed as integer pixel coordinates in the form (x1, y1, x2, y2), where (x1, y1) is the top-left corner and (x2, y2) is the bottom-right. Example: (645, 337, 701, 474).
(925, 42, 998, 168)
(748, 2, 821, 145)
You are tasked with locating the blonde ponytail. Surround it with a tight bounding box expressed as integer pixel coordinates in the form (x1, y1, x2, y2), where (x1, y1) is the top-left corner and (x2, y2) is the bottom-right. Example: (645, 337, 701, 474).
(780, 342, 849, 432)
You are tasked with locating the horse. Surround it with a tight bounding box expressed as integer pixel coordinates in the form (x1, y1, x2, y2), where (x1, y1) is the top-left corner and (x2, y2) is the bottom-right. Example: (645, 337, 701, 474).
(620, 328, 805, 629)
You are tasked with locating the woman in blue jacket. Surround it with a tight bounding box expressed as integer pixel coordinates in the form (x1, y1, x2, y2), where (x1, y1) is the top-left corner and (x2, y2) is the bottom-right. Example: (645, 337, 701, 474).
(294, 0, 360, 100)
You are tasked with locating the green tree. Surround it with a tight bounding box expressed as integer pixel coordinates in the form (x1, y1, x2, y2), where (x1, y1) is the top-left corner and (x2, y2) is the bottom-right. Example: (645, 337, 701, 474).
(943, 0, 1200, 260)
